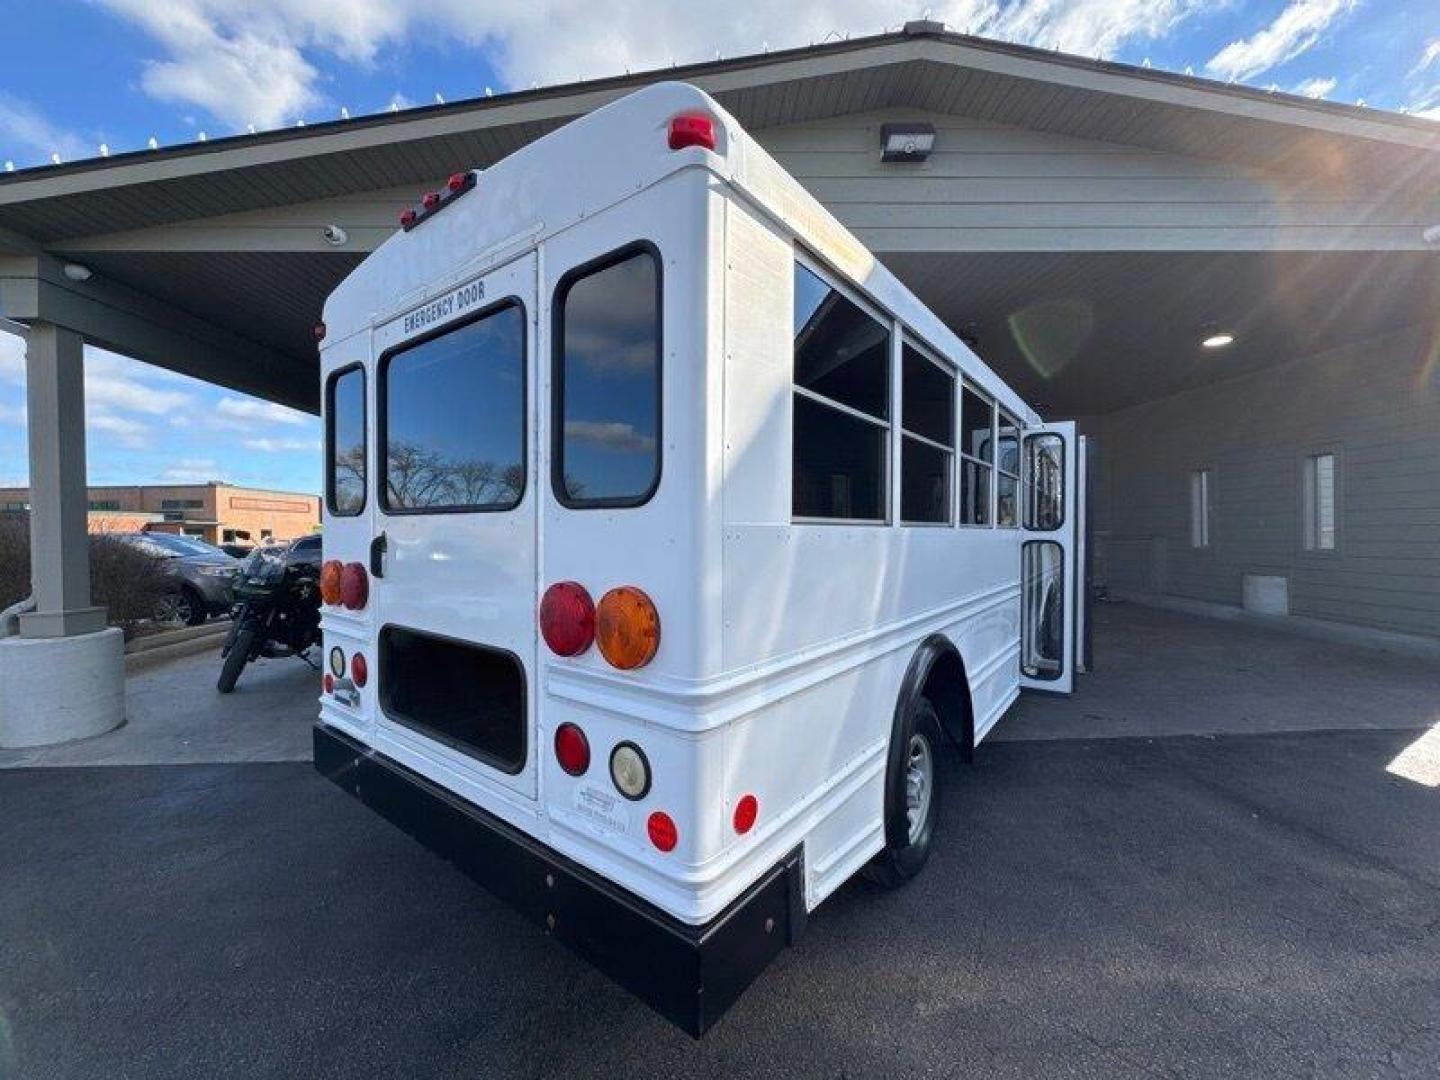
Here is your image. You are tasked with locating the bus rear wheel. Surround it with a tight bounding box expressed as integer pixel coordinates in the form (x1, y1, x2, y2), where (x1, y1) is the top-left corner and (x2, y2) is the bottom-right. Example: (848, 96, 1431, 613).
(867, 696, 942, 889)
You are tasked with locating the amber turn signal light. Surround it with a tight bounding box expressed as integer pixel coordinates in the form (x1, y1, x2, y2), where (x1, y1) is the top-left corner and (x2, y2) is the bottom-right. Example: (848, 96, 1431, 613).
(319, 560, 343, 606)
(595, 586, 660, 670)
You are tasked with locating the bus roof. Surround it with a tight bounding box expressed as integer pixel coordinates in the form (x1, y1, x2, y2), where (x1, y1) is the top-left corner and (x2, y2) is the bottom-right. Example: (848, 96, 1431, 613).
(323, 82, 1036, 422)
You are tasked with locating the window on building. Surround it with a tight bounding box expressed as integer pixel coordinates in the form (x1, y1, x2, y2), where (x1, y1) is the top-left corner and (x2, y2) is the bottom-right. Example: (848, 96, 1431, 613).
(88, 499, 121, 511)
(792, 260, 890, 521)
(900, 343, 954, 524)
(996, 412, 1021, 527)
(382, 301, 526, 513)
(958, 386, 993, 526)
(554, 246, 662, 508)
(326, 365, 366, 516)
(1303, 453, 1336, 551)
(160, 499, 204, 510)
(1190, 468, 1211, 549)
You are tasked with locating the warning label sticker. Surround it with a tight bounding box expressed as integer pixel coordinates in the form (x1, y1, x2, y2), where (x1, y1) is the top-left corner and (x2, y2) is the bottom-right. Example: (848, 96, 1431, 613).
(573, 784, 630, 836)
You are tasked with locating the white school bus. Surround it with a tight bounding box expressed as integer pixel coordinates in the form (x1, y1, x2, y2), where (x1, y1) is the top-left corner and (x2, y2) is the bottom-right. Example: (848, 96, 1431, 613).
(314, 82, 1086, 1035)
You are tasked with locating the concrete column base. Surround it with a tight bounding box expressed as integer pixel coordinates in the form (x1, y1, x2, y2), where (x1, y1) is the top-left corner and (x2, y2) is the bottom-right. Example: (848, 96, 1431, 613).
(0, 627, 125, 748)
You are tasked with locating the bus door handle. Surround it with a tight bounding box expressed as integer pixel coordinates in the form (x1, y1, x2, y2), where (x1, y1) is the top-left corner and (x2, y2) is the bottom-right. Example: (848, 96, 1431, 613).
(370, 532, 387, 579)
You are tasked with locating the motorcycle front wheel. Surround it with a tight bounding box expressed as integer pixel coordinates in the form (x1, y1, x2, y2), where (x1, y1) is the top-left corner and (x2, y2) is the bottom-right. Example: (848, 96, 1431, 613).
(216, 623, 257, 694)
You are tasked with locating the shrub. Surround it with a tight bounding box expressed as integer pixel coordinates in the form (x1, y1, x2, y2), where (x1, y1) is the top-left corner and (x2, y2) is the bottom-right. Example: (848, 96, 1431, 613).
(0, 517, 171, 639)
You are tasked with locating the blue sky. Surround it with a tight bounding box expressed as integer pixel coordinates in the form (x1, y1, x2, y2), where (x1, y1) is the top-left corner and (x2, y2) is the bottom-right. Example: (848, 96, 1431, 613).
(2, 0, 1438, 493)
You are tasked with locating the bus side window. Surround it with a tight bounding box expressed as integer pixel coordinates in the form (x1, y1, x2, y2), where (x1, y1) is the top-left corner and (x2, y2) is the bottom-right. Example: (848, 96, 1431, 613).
(959, 385, 994, 526)
(792, 260, 890, 521)
(553, 245, 662, 508)
(326, 364, 366, 516)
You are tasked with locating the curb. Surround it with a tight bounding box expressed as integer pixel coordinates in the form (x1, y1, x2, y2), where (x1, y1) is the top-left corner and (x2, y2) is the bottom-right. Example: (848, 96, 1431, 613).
(124, 622, 230, 673)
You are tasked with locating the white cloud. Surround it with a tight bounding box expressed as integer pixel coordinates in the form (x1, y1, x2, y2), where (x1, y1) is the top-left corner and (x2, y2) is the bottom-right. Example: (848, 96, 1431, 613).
(1206, 0, 1355, 83)
(94, 0, 1206, 131)
(0, 401, 26, 428)
(1410, 38, 1440, 79)
(0, 94, 87, 167)
(241, 436, 321, 452)
(1293, 75, 1337, 99)
(216, 396, 308, 427)
(88, 413, 151, 448)
(563, 420, 655, 453)
(1407, 39, 1440, 119)
(161, 457, 220, 482)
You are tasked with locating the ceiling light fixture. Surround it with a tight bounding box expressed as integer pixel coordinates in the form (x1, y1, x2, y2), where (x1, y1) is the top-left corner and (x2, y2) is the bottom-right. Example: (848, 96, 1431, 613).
(1201, 332, 1234, 349)
(62, 263, 93, 283)
(880, 122, 935, 163)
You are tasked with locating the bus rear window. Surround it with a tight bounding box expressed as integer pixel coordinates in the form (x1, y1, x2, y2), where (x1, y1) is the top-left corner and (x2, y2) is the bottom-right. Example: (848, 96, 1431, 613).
(326, 365, 366, 516)
(553, 246, 662, 508)
(381, 301, 526, 513)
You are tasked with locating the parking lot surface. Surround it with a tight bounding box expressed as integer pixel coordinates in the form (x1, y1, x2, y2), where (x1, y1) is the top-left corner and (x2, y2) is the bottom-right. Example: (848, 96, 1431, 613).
(3, 725, 1436, 1079)
(1, 603, 1437, 1078)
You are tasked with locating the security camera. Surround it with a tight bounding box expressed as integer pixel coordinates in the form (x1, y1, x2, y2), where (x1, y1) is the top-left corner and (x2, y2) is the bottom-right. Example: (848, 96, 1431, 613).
(322, 224, 349, 247)
(1423, 224, 1440, 246)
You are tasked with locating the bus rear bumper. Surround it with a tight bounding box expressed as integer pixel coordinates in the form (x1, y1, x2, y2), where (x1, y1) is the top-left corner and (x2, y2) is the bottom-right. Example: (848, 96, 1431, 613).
(313, 722, 806, 1036)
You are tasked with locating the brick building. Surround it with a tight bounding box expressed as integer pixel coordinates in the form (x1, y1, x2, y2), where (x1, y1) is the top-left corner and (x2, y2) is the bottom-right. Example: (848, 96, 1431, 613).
(0, 481, 319, 545)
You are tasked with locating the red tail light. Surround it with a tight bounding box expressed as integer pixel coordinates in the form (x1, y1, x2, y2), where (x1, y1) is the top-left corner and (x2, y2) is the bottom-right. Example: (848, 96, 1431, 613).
(540, 582, 595, 657)
(322, 672, 334, 694)
(647, 811, 678, 852)
(339, 562, 368, 610)
(733, 794, 758, 835)
(554, 723, 590, 776)
(350, 652, 368, 688)
(668, 114, 716, 152)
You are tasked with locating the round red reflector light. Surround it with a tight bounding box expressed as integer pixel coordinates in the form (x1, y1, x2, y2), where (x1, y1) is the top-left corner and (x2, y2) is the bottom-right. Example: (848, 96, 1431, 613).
(422, 191, 440, 210)
(647, 811, 678, 852)
(350, 652, 368, 688)
(733, 794, 758, 835)
(399, 208, 417, 228)
(322, 672, 334, 694)
(339, 562, 368, 610)
(540, 581, 595, 657)
(554, 723, 590, 776)
(447, 172, 467, 192)
(319, 560, 343, 606)
(595, 586, 660, 670)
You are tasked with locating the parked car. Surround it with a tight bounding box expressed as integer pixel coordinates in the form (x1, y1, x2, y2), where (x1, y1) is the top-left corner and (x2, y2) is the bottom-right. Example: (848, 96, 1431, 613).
(283, 533, 323, 568)
(219, 543, 254, 559)
(115, 533, 241, 626)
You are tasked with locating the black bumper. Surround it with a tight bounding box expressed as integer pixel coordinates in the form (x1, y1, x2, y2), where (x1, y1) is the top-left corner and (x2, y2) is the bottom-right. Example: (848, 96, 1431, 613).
(314, 723, 805, 1036)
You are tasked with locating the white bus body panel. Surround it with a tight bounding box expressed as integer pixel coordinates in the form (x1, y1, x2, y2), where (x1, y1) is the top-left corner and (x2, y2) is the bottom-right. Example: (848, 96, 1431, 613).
(319, 82, 1068, 927)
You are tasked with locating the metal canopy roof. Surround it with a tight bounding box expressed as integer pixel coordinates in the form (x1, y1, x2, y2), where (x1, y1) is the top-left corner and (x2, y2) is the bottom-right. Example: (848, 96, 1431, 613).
(0, 23, 1435, 416)
(3, 25, 1436, 245)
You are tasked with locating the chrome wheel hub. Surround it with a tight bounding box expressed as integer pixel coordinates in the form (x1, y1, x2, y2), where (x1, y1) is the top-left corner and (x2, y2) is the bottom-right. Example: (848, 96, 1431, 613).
(905, 732, 934, 845)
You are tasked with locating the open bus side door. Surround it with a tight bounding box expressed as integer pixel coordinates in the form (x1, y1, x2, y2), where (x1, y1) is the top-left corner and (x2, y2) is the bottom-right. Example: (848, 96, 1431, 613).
(1019, 420, 1085, 694)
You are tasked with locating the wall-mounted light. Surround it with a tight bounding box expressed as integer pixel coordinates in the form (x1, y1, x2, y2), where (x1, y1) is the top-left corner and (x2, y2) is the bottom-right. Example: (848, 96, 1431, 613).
(880, 122, 935, 163)
(321, 224, 349, 247)
(62, 263, 92, 283)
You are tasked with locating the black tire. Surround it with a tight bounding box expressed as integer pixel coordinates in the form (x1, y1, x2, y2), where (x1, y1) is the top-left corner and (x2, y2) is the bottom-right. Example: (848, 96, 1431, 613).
(180, 587, 207, 627)
(216, 624, 256, 694)
(866, 696, 943, 889)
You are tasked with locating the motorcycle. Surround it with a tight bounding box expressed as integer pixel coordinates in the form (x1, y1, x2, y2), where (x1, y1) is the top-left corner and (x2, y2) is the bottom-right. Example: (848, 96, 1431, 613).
(216, 543, 322, 693)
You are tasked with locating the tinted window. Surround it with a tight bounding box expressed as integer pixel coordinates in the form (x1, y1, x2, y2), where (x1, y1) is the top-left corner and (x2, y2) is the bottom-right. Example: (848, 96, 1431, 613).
(327, 366, 366, 515)
(793, 394, 887, 520)
(555, 249, 661, 507)
(959, 386, 994, 526)
(1024, 433, 1065, 531)
(382, 302, 525, 512)
(794, 263, 889, 420)
(792, 261, 890, 521)
(901, 344, 954, 524)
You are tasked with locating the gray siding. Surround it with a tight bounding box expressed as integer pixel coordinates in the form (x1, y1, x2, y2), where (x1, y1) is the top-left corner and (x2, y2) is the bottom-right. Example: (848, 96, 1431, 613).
(754, 110, 1440, 253)
(1095, 324, 1440, 639)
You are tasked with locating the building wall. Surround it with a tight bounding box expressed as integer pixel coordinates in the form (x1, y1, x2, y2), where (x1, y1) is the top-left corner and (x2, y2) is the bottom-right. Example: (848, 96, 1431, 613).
(0, 483, 319, 545)
(1095, 323, 1440, 638)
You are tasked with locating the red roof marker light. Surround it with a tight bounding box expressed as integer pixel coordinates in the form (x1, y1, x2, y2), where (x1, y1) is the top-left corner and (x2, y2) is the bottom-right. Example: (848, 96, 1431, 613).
(668, 115, 716, 152)
(422, 191, 441, 211)
(399, 208, 417, 228)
